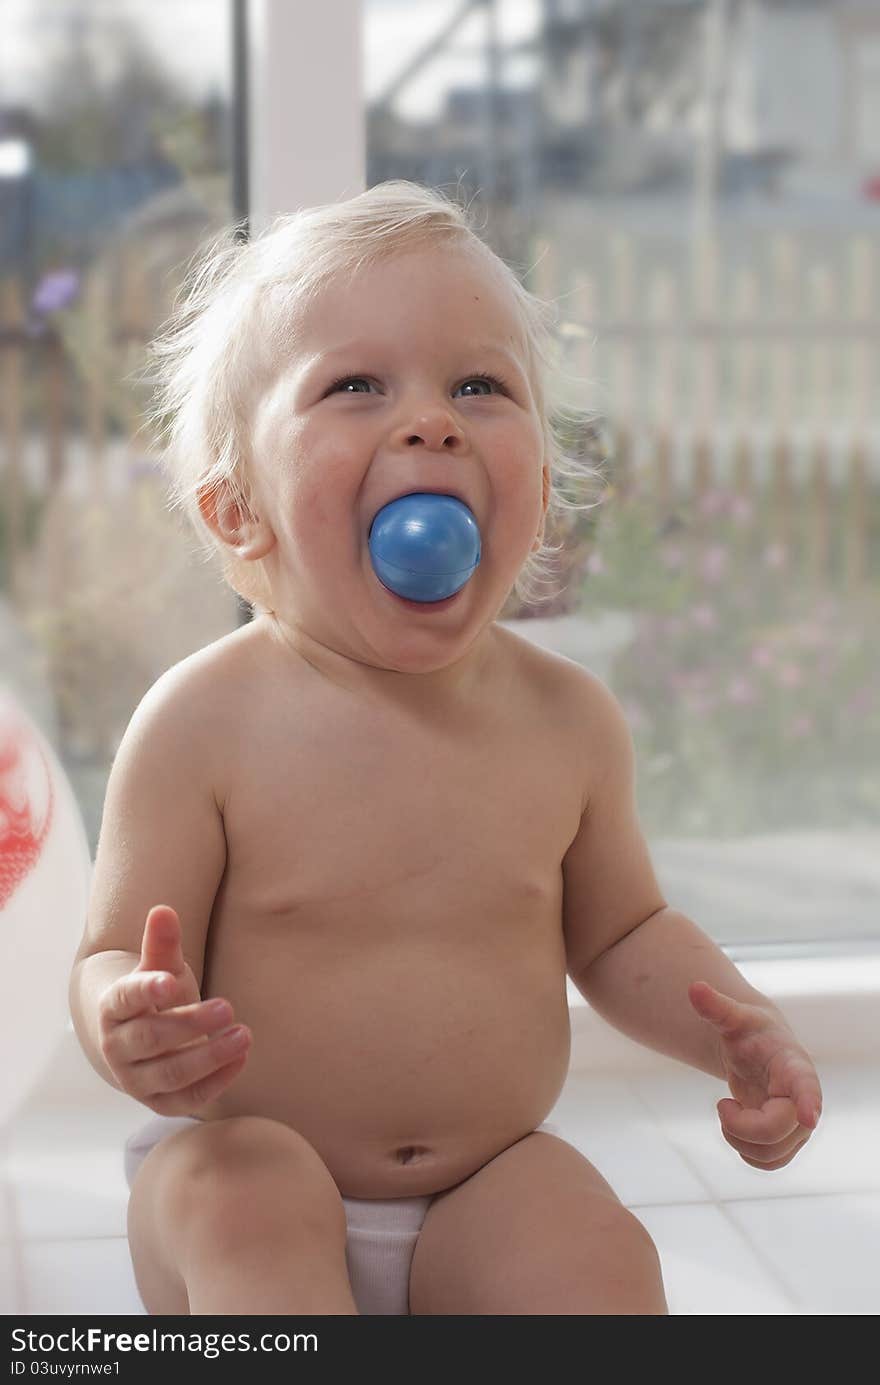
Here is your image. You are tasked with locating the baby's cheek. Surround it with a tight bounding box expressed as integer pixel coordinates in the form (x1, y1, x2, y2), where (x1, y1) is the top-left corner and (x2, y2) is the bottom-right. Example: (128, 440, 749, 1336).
(297, 483, 334, 532)
(500, 463, 545, 534)
(283, 465, 364, 568)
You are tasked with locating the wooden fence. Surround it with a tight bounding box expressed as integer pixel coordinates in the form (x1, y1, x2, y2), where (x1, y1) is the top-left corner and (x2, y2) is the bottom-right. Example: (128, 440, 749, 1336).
(530, 229, 877, 594)
(1, 227, 877, 608)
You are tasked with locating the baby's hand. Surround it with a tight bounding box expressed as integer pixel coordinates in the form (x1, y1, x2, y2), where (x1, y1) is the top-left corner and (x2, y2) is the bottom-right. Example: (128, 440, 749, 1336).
(97, 905, 252, 1115)
(689, 981, 823, 1171)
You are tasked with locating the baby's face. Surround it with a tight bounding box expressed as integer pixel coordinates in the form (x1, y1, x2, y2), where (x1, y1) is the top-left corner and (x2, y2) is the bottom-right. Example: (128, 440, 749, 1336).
(247, 243, 547, 679)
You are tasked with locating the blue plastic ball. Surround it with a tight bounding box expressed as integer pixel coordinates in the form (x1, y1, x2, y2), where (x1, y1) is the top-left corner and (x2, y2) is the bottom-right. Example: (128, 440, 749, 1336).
(368, 492, 482, 603)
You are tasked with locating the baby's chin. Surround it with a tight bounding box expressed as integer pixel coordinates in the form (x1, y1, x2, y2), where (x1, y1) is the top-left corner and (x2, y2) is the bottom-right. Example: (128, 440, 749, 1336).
(355, 576, 486, 675)
(276, 567, 493, 685)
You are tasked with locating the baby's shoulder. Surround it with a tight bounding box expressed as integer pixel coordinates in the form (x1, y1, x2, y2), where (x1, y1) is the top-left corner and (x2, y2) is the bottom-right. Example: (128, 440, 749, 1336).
(136, 620, 270, 741)
(127, 622, 273, 809)
(493, 624, 616, 790)
(495, 621, 607, 711)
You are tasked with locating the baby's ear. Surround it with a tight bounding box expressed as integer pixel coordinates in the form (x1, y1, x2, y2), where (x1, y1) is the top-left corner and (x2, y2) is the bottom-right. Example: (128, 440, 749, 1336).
(196, 478, 276, 561)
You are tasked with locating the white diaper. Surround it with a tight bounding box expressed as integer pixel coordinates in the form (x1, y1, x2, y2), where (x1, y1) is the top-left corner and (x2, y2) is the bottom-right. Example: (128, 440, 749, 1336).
(124, 1115, 563, 1315)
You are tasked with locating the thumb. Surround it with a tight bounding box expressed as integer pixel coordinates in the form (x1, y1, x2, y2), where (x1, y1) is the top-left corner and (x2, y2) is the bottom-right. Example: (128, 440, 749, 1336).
(137, 904, 186, 978)
(688, 981, 746, 1037)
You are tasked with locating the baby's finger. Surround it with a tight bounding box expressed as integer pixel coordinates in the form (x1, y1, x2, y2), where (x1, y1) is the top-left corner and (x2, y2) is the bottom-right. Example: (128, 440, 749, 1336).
(99, 971, 176, 1026)
(738, 1137, 810, 1172)
(718, 1096, 799, 1144)
(130, 1024, 252, 1102)
(720, 1123, 809, 1164)
(147, 1053, 251, 1119)
(139, 905, 187, 979)
(104, 997, 234, 1065)
(788, 1067, 824, 1130)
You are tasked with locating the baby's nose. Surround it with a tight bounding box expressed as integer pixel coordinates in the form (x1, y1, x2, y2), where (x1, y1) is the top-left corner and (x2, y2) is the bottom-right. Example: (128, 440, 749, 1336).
(394, 407, 465, 452)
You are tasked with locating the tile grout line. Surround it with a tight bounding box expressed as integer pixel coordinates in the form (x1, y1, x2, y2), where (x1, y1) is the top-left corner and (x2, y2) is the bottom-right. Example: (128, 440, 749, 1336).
(618, 1074, 823, 1312)
(13, 1186, 880, 1245)
(627, 1189, 880, 1208)
(617, 1075, 880, 1204)
(714, 1188, 880, 1204)
(620, 1073, 727, 1202)
(18, 1234, 132, 1246)
(712, 1198, 803, 1312)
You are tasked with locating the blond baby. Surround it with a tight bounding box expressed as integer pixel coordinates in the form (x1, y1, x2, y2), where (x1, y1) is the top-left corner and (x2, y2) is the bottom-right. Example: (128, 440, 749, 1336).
(70, 182, 822, 1316)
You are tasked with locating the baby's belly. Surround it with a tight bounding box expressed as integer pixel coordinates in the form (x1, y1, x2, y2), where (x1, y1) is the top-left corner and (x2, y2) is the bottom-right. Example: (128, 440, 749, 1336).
(199, 942, 571, 1198)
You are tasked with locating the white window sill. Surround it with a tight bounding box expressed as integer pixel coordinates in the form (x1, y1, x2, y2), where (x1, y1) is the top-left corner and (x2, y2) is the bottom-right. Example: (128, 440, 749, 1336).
(567, 947, 880, 1072)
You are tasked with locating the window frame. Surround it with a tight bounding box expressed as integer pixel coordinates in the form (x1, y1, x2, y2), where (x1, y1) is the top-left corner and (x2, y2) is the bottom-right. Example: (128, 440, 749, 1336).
(246, 0, 365, 232)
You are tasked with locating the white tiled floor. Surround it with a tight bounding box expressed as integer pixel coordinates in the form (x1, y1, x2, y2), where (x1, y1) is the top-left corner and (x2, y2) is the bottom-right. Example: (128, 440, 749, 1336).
(2, 1034, 878, 1316)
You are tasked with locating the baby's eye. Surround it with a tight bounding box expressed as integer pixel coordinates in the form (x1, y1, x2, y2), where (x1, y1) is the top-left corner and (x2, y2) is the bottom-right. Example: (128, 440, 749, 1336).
(328, 376, 374, 394)
(327, 373, 508, 397)
(455, 375, 506, 397)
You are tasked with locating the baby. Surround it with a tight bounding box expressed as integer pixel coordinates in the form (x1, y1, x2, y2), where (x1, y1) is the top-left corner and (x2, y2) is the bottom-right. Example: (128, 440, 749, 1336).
(69, 181, 822, 1317)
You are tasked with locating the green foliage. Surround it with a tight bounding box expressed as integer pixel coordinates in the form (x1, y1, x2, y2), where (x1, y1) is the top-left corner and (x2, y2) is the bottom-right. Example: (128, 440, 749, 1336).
(0, 488, 46, 592)
(577, 477, 880, 835)
(34, 14, 183, 173)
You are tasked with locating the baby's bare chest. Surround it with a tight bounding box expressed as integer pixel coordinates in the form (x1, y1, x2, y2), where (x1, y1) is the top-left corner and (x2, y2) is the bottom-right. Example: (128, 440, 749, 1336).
(214, 691, 584, 937)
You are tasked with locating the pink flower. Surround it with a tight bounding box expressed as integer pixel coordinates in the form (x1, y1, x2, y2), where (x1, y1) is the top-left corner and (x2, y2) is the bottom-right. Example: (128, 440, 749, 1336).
(731, 496, 753, 525)
(699, 490, 727, 517)
(750, 645, 773, 669)
(845, 688, 873, 717)
(814, 598, 839, 623)
(792, 622, 826, 649)
(661, 545, 684, 569)
(700, 545, 729, 583)
(727, 677, 757, 704)
(686, 692, 716, 716)
(776, 663, 803, 687)
(763, 543, 787, 569)
(691, 603, 718, 630)
(587, 552, 605, 575)
(622, 700, 648, 730)
(788, 715, 813, 737)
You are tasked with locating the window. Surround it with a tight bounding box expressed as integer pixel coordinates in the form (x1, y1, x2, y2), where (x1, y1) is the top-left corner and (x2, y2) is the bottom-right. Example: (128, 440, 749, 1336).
(363, 0, 880, 950)
(0, 0, 241, 851)
(3, 1, 876, 951)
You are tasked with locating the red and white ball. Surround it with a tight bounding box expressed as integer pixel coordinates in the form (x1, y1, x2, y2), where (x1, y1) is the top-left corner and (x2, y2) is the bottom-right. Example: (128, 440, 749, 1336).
(0, 688, 91, 1126)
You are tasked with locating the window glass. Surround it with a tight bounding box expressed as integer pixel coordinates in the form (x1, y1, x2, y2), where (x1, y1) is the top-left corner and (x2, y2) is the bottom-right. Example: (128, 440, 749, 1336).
(1, 0, 240, 851)
(364, 0, 880, 948)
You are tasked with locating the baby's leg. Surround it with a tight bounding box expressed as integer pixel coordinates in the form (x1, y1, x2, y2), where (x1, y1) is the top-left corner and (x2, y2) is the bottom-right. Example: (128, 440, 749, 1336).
(409, 1128, 667, 1315)
(127, 1115, 358, 1314)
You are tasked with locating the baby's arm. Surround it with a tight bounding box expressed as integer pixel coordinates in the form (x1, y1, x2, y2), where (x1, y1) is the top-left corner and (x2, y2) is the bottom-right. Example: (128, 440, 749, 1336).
(562, 670, 823, 1167)
(562, 670, 797, 1078)
(69, 665, 246, 1104)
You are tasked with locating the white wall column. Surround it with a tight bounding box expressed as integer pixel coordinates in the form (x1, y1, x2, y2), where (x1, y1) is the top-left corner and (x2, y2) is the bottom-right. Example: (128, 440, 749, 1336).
(248, 0, 365, 231)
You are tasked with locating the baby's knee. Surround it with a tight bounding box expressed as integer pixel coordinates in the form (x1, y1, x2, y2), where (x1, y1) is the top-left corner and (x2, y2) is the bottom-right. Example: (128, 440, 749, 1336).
(604, 1207, 667, 1312)
(183, 1115, 329, 1178)
(167, 1116, 346, 1251)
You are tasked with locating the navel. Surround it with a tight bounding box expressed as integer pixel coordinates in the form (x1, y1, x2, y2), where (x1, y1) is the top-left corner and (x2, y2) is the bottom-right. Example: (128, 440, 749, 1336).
(394, 1145, 432, 1165)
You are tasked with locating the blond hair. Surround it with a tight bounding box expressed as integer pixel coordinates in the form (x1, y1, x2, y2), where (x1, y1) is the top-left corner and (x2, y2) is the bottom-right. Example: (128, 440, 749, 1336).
(143, 179, 604, 612)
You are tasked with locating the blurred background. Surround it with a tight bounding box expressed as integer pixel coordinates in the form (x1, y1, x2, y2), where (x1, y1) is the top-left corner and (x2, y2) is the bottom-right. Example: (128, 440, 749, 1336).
(1, 0, 878, 954)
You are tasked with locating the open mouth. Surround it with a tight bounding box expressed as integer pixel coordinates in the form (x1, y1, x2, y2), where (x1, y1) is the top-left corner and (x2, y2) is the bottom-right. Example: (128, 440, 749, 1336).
(371, 568, 465, 613)
(385, 588, 463, 612)
(367, 492, 481, 609)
